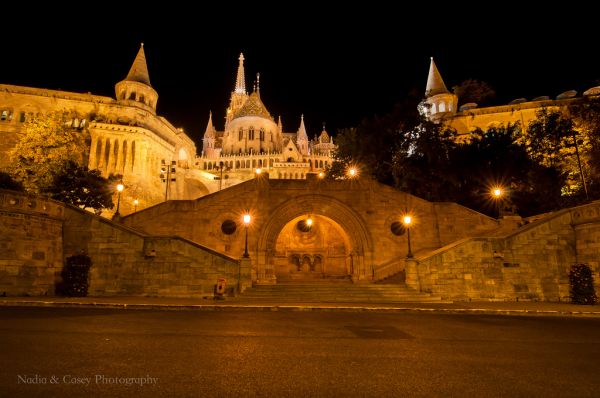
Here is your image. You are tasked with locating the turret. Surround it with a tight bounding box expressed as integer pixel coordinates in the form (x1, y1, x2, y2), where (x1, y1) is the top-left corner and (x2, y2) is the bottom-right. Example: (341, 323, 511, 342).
(115, 43, 159, 114)
(296, 114, 309, 155)
(422, 57, 458, 121)
(202, 111, 218, 158)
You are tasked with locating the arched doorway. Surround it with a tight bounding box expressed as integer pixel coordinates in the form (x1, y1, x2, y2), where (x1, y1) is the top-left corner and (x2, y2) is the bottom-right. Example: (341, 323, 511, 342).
(273, 215, 352, 282)
(257, 194, 373, 284)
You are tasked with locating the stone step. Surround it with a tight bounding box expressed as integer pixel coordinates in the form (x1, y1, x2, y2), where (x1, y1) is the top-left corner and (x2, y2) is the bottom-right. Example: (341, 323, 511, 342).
(242, 283, 444, 303)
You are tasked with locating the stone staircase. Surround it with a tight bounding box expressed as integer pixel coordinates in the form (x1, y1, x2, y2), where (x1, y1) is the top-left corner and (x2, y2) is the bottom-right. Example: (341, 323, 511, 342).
(241, 283, 446, 303)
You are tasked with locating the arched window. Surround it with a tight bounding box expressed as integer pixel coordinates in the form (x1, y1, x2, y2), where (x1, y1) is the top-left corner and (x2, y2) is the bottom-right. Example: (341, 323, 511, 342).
(439, 102, 446, 112)
(129, 92, 136, 100)
(259, 128, 265, 141)
(131, 141, 136, 171)
(239, 128, 243, 141)
(249, 127, 255, 140)
(139, 95, 145, 104)
(431, 103, 437, 113)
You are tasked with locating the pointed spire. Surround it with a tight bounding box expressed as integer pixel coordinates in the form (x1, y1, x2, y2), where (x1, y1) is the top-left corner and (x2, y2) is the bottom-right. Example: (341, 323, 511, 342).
(278, 115, 283, 132)
(204, 111, 216, 138)
(126, 43, 151, 86)
(425, 57, 449, 97)
(297, 114, 308, 141)
(235, 53, 246, 94)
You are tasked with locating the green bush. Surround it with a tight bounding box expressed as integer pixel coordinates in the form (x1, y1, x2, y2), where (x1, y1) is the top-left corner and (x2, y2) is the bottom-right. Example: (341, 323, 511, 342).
(58, 254, 92, 297)
(569, 263, 598, 305)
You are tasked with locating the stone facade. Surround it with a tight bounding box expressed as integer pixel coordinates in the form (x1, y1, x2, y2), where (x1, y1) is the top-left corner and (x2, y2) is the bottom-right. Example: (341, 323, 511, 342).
(411, 201, 600, 301)
(0, 189, 246, 297)
(423, 58, 600, 139)
(197, 54, 335, 192)
(0, 45, 199, 215)
(122, 174, 501, 284)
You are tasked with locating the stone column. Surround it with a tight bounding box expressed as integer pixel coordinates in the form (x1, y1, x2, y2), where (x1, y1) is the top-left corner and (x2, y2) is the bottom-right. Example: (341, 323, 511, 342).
(238, 257, 252, 294)
(405, 258, 421, 292)
(89, 135, 98, 169)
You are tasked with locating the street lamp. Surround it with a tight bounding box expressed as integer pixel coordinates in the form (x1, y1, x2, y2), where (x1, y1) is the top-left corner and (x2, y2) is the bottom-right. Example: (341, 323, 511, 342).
(347, 167, 358, 178)
(243, 214, 251, 258)
(218, 161, 224, 191)
(255, 168, 262, 175)
(402, 215, 413, 258)
(491, 186, 504, 216)
(133, 199, 139, 213)
(115, 183, 124, 216)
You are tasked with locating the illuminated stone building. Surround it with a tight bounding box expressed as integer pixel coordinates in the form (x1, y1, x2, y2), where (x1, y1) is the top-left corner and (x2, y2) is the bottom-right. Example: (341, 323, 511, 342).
(197, 54, 335, 191)
(0, 44, 201, 214)
(422, 57, 600, 139)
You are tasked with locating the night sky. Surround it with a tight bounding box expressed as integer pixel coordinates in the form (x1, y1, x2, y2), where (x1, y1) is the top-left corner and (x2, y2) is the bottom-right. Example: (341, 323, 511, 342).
(1, 6, 598, 149)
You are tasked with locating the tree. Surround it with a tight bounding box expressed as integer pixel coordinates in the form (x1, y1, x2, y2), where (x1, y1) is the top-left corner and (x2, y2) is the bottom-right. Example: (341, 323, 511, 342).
(452, 79, 496, 107)
(526, 108, 589, 199)
(568, 97, 600, 197)
(42, 161, 119, 214)
(9, 112, 89, 192)
(0, 171, 24, 191)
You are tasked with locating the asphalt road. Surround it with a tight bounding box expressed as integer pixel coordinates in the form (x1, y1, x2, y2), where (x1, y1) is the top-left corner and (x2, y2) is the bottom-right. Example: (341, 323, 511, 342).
(1, 308, 600, 397)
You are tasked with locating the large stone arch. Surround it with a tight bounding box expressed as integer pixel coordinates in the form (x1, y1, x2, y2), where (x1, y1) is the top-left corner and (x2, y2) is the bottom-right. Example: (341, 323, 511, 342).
(256, 194, 374, 283)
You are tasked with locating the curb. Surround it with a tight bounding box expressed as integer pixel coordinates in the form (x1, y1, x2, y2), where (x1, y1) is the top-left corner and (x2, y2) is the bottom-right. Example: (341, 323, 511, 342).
(1, 300, 600, 317)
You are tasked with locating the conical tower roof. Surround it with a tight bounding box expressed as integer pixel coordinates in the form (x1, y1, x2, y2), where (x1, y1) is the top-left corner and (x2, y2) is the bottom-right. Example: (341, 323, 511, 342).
(425, 57, 449, 97)
(204, 111, 216, 138)
(297, 115, 308, 141)
(235, 53, 246, 94)
(126, 43, 151, 86)
(233, 92, 271, 119)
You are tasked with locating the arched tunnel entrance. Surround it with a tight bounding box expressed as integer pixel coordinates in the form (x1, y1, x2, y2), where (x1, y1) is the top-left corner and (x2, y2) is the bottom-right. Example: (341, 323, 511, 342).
(273, 214, 352, 282)
(256, 195, 373, 284)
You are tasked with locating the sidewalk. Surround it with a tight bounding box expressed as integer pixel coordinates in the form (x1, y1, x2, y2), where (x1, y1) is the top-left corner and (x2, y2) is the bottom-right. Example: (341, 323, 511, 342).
(1, 296, 599, 317)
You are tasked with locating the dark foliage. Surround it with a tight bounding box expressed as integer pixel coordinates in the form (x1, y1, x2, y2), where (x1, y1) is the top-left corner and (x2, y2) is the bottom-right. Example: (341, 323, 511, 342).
(569, 263, 597, 305)
(58, 254, 92, 297)
(42, 161, 119, 213)
(0, 172, 24, 191)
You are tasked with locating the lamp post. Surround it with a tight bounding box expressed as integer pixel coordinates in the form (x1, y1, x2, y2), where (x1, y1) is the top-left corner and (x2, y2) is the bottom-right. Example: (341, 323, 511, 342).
(402, 215, 413, 258)
(243, 214, 251, 258)
(115, 183, 124, 217)
(219, 161, 224, 191)
(133, 199, 139, 213)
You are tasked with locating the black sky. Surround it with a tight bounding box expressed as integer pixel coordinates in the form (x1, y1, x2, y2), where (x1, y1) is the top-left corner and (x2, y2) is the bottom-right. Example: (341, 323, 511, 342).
(1, 5, 598, 149)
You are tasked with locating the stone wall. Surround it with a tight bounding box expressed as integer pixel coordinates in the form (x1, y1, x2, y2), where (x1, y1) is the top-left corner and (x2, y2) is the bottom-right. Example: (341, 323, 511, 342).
(414, 202, 600, 301)
(0, 191, 64, 295)
(123, 176, 501, 282)
(0, 189, 245, 297)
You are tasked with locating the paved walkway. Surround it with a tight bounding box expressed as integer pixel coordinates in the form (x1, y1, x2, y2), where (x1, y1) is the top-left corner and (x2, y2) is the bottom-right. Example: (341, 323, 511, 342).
(1, 296, 599, 316)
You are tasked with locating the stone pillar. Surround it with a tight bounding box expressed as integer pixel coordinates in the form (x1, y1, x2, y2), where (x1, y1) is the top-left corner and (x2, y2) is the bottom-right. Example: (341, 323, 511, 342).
(89, 136, 98, 169)
(116, 140, 124, 176)
(238, 257, 252, 294)
(405, 258, 421, 291)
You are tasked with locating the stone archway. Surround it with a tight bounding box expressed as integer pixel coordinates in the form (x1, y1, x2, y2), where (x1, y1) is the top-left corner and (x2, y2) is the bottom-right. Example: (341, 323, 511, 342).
(272, 215, 352, 282)
(257, 194, 373, 283)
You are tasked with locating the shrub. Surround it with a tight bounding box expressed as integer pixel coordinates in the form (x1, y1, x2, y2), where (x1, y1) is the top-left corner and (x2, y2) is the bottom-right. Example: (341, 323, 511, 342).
(58, 254, 92, 297)
(569, 263, 598, 305)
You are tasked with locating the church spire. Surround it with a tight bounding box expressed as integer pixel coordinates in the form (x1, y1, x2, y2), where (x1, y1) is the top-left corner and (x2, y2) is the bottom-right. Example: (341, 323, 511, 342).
(278, 115, 283, 133)
(297, 114, 308, 140)
(425, 57, 449, 97)
(126, 43, 151, 86)
(235, 53, 246, 94)
(204, 111, 216, 138)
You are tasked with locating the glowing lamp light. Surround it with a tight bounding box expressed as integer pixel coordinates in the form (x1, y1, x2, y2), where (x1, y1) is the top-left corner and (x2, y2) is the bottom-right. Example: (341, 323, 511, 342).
(306, 217, 313, 227)
(255, 168, 262, 175)
(243, 214, 251, 225)
(403, 215, 412, 226)
(318, 172, 325, 179)
(117, 184, 124, 192)
(348, 168, 357, 177)
(492, 188, 503, 198)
